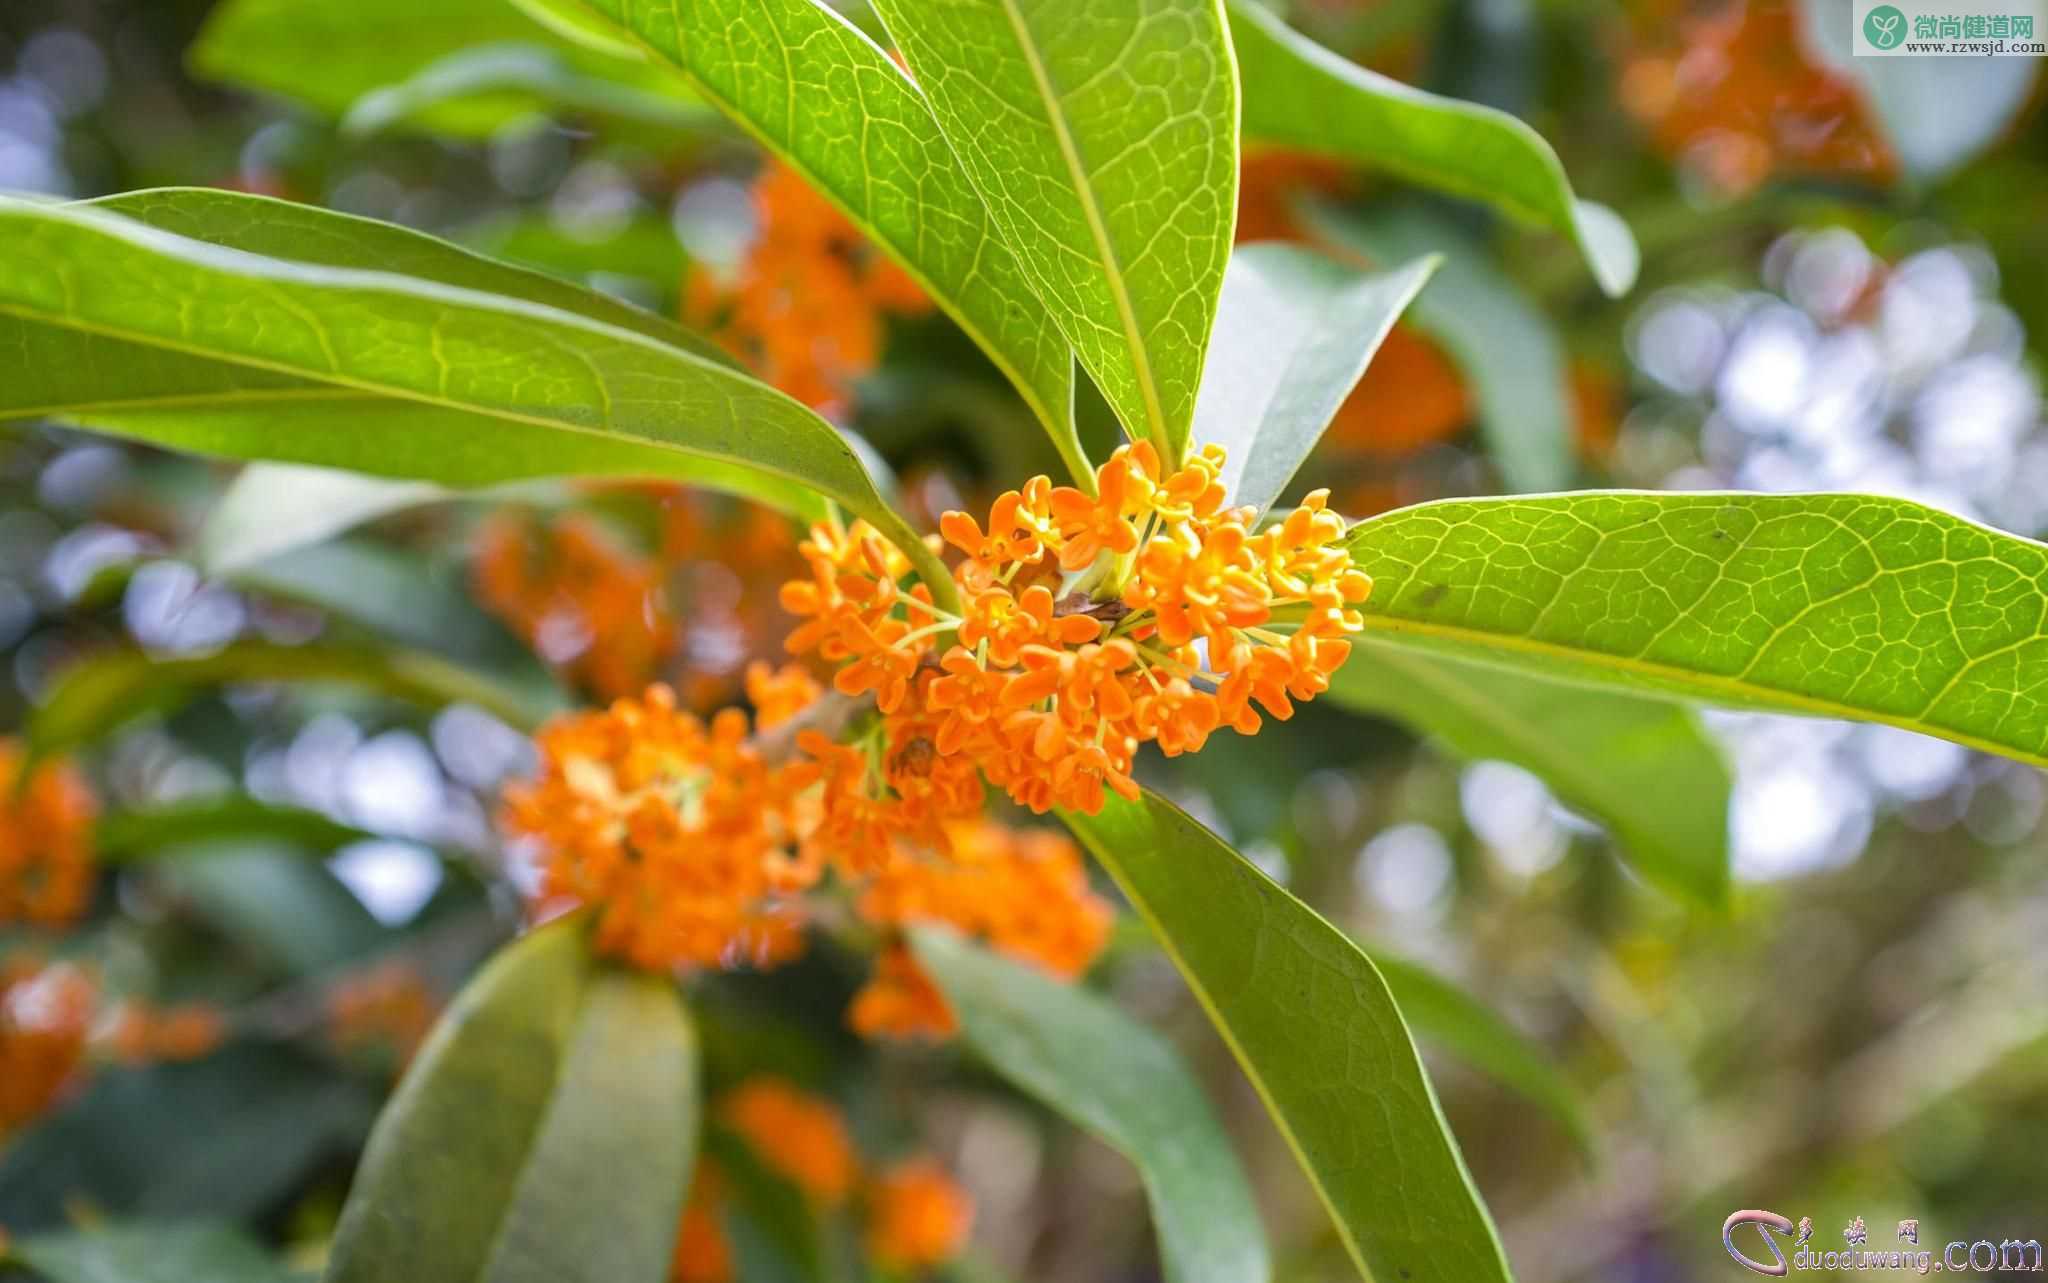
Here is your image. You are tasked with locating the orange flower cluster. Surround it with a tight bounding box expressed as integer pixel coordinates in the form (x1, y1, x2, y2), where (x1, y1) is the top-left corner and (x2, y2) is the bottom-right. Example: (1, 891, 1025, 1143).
(103, 1000, 225, 1065)
(1620, 0, 1895, 194)
(499, 680, 1113, 993)
(327, 960, 440, 1072)
(848, 941, 958, 1041)
(718, 1077, 859, 1206)
(868, 1159, 975, 1273)
(686, 163, 931, 415)
(474, 495, 809, 708)
(0, 959, 94, 1136)
(782, 442, 1370, 815)
(0, 743, 96, 928)
(473, 511, 678, 702)
(672, 1079, 973, 1281)
(671, 1161, 733, 1283)
(501, 684, 807, 972)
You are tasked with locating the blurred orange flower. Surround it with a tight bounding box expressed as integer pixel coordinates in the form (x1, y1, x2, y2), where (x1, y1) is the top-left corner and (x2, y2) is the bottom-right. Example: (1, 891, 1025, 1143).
(104, 1000, 226, 1066)
(718, 1077, 858, 1207)
(671, 1161, 733, 1283)
(1620, 0, 1895, 194)
(0, 959, 95, 1136)
(0, 742, 96, 929)
(686, 163, 932, 415)
(849, 942, 958, 1041)
(327, 960, 440, 1071)
(866, 1158, 974, 1272)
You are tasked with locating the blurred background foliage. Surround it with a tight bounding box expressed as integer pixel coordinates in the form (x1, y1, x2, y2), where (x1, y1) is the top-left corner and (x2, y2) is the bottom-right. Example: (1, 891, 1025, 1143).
(0, 0, 2045, 1280)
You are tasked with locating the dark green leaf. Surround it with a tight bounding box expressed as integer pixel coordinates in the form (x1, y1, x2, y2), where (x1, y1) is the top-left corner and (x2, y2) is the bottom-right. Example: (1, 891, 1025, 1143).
(30, 641, 562, 761)
(327, 920, 698, 1283)
(871, 0, 1237, 463)
(561, 0, 1088, 483)
(96, 798, 373, 864)
(1309, 205, 1572, 494)
(1332, 638, 1731, 908)
(1366, 950, 1595, 1159)
(0, 1042, 377, 1232)
(1192, 245, 1438, 513)
(162, 846, 389, 975)
(0, 196, 937, 597)
(1348, 491, 2048, 769)
(1063, 791, 1512, 1283)
(4, 1221, 298, 1283)
(1228, 0, 1637, 297)
(913, 928, 1270, 1283)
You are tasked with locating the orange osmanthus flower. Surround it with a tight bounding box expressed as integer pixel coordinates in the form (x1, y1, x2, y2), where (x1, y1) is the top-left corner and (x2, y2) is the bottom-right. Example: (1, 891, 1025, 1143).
(866, 1158, 974, 1272)
(671, 1161, 733, 1283)
(718, 1077, 859, 1207)
(782, 441, 1371, 816)
(0, 742, 97, 928)
(686, 163, 932, 416)
(103, 1000, 226, 1066)
(849, 941, 959, 1041)
(0, 959, 95, 1136)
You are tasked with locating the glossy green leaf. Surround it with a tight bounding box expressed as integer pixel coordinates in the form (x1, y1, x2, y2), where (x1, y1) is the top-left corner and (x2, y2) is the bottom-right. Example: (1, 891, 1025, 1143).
(912, 927, 1271, 1283)
(871, 0, 1237, 463)
(96, 797, 373, 863)
(1062, 791, 1512, 1283)
(1366, 950, 1595, 1158)
(3, 1221, 298, 1283)
(1310, 205, 1572, 494)
(1192, 245, 1439, 513)
(0, 196, 944, 598)
(29, 641, 562, 761)
(1348, 492, 2048, 767)
(1228, 0, 1637, 297)
(1332, 637, 1731, 908)
(341, 43, 711, 138)
(328, 920, 698, 1283)
(561, 0, 1088, 483)
(190, 0, 689, 138)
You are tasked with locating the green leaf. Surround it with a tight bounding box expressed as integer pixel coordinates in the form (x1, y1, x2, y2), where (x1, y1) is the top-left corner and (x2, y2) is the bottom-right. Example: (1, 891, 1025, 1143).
(0, 196, 943, 600)
(3, 1221, 298, 1283)
(29, 641, 562, 760)
(161, 846, 390, 975)
(1062, 791, 1512, 1283)
(1228, 0, 1637, 298)
(340, 43, 711, 139)
(1365, 950, 1595, 1160)
(912, 928, 1270, 1283)
(1347, 491, 2048, 768)
(190, 0, 688, 138)
(230, 537, 545, 670)
(327, 920, 698, 1283)
(1192, 245, 1439, 514)
(560, 0, 1088, 484)
(1331, 638, 1731, 908)
(198, 464, 446, 577)
(1309, 205, 1572, 494)
(96, 797, 374, 863)
(870, 0, 1238, 463)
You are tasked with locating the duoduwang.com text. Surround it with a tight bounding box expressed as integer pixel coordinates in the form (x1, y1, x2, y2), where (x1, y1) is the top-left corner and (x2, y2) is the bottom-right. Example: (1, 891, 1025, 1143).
(1792, 1239, 2043, 1273)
